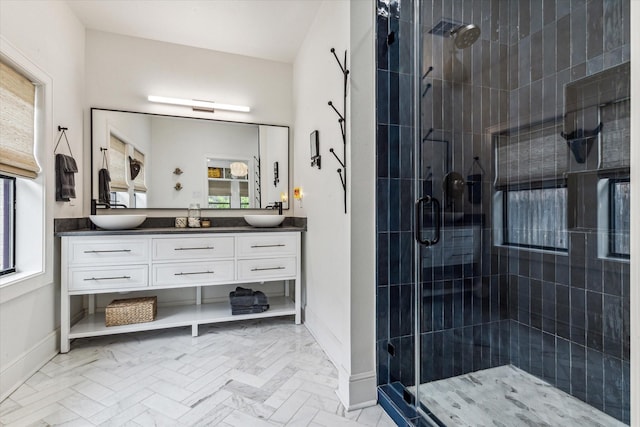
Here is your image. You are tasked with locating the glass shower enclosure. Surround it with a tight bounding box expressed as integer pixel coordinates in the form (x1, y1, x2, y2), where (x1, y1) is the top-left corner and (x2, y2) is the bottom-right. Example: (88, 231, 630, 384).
(376, 1, 631, 425)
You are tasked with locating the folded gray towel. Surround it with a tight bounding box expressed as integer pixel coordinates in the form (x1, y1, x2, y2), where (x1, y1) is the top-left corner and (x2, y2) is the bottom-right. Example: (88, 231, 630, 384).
(56, 154, 77, 201)
(233, 287, 253, 297)
(229, 289, 269, 307)
(231, 305, 269, 315)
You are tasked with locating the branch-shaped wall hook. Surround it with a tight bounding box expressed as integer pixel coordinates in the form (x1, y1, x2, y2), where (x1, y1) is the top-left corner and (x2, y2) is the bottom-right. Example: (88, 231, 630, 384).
(328, 48, 349, 214)
(328, 101, 345, 122)
(329, 148, 345, 168)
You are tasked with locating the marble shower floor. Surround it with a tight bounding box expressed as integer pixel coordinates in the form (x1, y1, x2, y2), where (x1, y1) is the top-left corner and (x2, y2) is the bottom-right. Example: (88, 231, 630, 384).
(411, 365, 625, 427)
(0, 318, 394, 427)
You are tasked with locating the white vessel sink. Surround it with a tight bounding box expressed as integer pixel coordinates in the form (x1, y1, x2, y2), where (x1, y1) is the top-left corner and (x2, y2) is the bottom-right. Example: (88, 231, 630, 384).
(90, 214, 147, 230)
(243, 215, 285, 228)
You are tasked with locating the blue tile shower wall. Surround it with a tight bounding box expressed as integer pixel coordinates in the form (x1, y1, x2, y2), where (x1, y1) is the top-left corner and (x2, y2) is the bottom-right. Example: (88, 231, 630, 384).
(501, 0, 631, 422)
(376, 0, 630, 424)
(376, 0, 419, 389)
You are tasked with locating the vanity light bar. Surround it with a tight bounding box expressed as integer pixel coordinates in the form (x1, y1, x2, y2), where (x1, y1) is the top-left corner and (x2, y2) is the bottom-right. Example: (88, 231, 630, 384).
(147, 95, 250, 113)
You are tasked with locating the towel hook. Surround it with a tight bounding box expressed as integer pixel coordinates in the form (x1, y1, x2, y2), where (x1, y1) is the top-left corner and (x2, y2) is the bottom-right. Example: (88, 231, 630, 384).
(54, 126, 73, 157)
(100, 147, 109, 170)
(467, 156, 486, 176)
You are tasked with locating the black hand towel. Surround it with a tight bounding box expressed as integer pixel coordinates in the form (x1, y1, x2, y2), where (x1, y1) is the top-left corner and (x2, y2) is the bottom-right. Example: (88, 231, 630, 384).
(98, 168, 111, 203)
(56, 154, 77, 201)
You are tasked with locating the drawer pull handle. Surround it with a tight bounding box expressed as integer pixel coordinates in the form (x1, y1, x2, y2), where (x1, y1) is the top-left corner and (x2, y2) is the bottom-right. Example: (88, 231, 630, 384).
(174, 246, 214, 251)
(174, 271, 214, 276)
(250, 266, 285, 271)
(84, 276, 131, 281)
(83, 249, 132, 253)
(250, 244, 285, 248)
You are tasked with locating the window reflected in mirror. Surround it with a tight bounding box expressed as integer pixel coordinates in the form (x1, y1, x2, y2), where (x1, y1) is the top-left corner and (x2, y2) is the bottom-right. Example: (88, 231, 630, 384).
(207, 158, 253, 209)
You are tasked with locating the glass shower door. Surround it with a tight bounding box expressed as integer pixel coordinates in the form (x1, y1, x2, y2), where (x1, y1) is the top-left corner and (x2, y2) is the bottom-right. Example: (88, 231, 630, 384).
(413, 0, 513, 423)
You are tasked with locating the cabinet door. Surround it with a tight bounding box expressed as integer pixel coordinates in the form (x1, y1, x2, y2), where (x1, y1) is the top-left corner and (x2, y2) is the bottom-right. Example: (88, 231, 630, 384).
(153, 236, 234, 261)
(69, 238, 149, 266)
(153, 260, 235, 287)
(69, 265, 148, 292)
(237, 257, 297, 280)
(237, 234, 297, 258)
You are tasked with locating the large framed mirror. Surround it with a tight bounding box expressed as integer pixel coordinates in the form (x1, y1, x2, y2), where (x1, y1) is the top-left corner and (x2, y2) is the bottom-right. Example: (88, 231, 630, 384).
(91, 108, 289, 210)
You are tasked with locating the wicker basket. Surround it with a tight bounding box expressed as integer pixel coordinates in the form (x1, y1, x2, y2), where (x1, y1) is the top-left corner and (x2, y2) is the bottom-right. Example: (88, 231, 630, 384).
(105, 296, 157, 327)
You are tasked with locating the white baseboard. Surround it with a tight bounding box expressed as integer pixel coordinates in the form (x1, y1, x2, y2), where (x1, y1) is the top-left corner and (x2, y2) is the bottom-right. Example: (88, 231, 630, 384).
(303, 306, 343, 370)
(304, 307, 377, 410)
(0, 329, 59, 401)
(336, 367, 378, 411)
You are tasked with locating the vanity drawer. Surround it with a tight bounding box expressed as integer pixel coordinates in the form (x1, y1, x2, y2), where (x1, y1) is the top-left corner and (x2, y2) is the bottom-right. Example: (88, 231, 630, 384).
(440, 228, 478, 248)
(237, 257, 297, 280)
(68, 238, 149, 266)
(69, 265, 148, 292)
(153, 260, 235, 287)
(237, 234, 297, 258)
(152, 236, 234, 261)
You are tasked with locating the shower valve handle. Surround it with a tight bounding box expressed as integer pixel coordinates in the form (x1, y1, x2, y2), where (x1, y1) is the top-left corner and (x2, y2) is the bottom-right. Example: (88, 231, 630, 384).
(415, 196, 441, 246)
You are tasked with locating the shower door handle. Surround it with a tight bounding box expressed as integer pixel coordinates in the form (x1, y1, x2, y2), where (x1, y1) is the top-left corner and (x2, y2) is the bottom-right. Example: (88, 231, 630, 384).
(414, 196, 441, 246)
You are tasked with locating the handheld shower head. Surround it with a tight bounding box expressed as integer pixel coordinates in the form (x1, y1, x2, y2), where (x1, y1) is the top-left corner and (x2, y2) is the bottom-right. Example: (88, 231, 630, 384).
(451, 24, 481, 49)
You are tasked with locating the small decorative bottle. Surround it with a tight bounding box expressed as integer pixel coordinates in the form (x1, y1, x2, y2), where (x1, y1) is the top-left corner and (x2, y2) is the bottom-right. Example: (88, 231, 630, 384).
(187, 203, 201, 228)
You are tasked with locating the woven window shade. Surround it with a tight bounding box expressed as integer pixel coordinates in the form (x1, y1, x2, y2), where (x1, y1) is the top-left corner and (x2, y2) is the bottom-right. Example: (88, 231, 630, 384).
(564, 62, 630, 171)
(208, 180, 231, 197)
(132, 148, 147, 192)
(0, 60, 38, 178)
(109, 134, 128, 191)
(494, 121, 568, 188)
(600, 99, 630, 169)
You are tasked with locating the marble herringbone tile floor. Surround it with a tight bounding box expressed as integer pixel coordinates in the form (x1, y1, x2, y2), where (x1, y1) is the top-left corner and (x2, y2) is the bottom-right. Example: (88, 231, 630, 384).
(0, 318, 395, 427)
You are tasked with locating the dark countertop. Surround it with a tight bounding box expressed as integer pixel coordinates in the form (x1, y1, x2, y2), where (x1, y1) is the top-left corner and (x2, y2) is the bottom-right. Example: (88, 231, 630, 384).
(57, 225, 305, 237)
(55, 216, 307, 237)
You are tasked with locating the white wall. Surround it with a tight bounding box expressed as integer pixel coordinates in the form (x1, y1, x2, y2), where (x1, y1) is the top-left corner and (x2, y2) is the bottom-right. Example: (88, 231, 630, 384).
(84, 30, 293, 217)
(0, 0, 85, 400)
(345, 0, 377, 409)
(148, 118, 258, 208)
(292, 0, 352, 406)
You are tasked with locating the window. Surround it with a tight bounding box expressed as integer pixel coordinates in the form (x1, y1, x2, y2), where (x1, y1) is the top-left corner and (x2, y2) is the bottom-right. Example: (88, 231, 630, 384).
(501, 185, 568, 252)
(1, 58, 38, 282)
(207, 158, 251, 208)
(609, 178, 630, 258)
(0, 175, 16, 276)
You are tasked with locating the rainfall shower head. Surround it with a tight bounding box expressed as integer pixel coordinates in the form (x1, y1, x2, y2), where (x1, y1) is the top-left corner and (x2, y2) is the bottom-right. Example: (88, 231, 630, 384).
(429, 19, 481, 49)
(451, 24, 481, 49)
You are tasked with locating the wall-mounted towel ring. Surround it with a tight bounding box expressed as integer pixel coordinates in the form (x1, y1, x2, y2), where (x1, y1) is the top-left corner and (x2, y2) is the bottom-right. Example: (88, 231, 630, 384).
(98, 147, 111, 204)
(466, 156, 485, 205)
(55, 126, 78, 202)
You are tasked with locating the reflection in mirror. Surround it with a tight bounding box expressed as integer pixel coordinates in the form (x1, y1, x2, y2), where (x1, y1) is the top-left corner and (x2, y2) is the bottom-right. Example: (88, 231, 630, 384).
(91, 108, 289, 210)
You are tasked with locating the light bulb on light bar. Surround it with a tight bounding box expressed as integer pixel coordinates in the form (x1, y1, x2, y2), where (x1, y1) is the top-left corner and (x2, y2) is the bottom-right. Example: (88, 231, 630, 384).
(147, 95, 250, 113)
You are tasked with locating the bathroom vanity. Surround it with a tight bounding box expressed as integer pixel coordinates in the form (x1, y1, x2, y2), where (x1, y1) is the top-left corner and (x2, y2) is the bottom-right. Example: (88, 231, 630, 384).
(58, 227, 302, 353)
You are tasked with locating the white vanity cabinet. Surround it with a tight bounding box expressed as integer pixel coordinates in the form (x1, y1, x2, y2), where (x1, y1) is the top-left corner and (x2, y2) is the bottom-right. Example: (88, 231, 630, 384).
(422, 226, 481, 267)
(60, 231, 302, 353)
